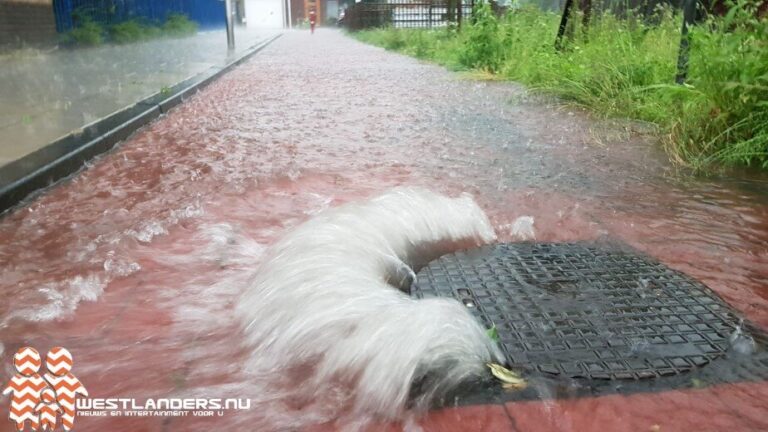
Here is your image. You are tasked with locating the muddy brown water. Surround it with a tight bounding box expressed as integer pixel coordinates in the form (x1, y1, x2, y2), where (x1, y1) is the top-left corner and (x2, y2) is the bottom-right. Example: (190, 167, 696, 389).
(1, 30, 767, 431)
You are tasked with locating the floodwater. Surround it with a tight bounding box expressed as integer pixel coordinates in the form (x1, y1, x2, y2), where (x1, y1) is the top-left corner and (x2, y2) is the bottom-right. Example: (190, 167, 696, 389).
(0, 28, 274, 166)
(1, 29, 767, 431)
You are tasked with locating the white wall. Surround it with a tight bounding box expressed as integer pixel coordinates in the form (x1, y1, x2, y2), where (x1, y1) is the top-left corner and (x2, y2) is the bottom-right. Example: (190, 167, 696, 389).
(244, 0, 284, 28)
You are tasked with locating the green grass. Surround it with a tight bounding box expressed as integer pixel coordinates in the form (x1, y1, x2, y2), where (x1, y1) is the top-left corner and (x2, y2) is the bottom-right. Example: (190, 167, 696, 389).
(353, 1, 768, 172)
(65, 13, 198, 47)
(68, 16, 104, 46)
(162, 13, 199, 37)
(108, 20, 161, 44)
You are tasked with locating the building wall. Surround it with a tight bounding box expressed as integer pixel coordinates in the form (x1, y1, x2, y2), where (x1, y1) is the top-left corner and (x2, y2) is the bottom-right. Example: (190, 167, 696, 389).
(288, 0, 302, 25)
(51, 0, 226, 32)
(0, 0, 57, 47)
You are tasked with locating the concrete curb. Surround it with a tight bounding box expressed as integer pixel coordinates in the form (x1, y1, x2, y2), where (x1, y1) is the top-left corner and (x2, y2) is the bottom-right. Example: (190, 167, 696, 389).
(0, 33, 282, 215)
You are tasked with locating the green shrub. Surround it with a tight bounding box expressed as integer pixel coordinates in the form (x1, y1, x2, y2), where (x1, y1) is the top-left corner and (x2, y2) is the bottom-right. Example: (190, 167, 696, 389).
(109, 20, 160, 44)
(459, 0, 505, 71)
(355, 27, 465, 69)
(362, 28, 407, 50)
(162, 13, 198, 36)
(353, 3, 768, 171)
(65, 13, 197, 47)
(68, 16, 104, 46)
(672, 1, 768, 168)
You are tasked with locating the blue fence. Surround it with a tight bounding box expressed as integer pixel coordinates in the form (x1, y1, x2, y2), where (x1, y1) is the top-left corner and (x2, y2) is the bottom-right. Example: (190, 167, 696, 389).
(52, 0, 226, 32)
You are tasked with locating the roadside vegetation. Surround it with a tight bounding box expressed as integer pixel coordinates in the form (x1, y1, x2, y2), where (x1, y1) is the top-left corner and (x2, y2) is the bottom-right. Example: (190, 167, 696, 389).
(353, 1, 768, 172)
(65, 13, 198, 47)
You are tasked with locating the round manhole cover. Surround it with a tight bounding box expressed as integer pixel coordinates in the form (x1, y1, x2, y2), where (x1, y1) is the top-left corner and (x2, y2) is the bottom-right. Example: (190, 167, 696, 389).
(411, 243, 747, 380)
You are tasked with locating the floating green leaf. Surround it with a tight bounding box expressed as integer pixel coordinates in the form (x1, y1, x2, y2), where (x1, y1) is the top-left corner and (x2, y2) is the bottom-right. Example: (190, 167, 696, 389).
(486, 324, 499, 342)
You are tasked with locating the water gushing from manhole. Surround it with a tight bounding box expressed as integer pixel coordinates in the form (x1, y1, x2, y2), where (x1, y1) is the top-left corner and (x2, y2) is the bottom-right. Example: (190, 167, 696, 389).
(237, 187, 503, 419)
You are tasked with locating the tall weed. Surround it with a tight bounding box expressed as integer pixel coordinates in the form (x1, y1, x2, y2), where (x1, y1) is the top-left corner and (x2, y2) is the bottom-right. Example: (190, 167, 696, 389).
(352, 3, 768, 171)
(459, 1, 505, 71)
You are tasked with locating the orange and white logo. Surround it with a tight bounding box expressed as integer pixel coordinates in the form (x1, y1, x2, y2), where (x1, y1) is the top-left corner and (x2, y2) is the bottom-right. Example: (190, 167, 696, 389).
(2, 347, 87, 432)
(6, 346, 250, 426)
(36, 389, 61, 431)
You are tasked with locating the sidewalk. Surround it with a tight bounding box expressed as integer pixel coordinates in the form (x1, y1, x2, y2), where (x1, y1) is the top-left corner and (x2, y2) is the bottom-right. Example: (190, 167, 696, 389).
(0, 29, 766, 432)
(0, 27, 277, 167)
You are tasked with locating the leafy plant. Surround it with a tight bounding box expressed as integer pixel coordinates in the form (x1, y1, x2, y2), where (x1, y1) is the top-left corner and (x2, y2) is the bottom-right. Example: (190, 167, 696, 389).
(162, 13, 198, 37)
(353, 2, 768, 171)
(65, 13, 198, 47)
(67, 16, 104, 46)
(109, 19, 160, 44)
(674, 0, 768, 168)
(459, 1, 505, 72)
(486, 324, 500, 342)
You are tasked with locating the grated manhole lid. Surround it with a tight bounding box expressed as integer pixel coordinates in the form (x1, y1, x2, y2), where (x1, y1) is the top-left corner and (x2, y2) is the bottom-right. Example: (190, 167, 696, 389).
(411, 242, 758, 381)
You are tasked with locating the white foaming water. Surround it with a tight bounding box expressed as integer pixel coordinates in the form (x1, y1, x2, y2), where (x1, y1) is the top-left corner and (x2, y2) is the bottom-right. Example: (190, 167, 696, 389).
(1, 274, 106, 327)
(237, 187, 504, 420)
(510, 215, 536, 240)
(154, 222, 266, 268)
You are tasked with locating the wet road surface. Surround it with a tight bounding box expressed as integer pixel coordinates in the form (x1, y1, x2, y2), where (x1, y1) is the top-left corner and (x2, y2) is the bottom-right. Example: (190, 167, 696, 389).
(0, 28, 274, 166)
(1, 29, 768, 431)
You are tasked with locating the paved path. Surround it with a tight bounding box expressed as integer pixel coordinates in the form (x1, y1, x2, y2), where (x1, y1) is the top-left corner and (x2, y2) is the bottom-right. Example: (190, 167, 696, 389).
(0, 28, 275, 166)
(0, 29, 767, 432)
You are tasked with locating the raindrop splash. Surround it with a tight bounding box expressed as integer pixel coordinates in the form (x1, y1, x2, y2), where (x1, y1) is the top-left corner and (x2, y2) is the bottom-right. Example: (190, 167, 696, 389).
(510, 215, 536, 241)
(729, 319, 757, 356)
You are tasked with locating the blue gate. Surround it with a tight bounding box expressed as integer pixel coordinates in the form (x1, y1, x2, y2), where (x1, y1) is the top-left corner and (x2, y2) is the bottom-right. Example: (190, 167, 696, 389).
(52, 0, 226, 32)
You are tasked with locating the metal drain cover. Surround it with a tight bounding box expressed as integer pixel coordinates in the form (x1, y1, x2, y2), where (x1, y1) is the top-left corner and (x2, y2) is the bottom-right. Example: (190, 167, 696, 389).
(411, 242, 763, 381)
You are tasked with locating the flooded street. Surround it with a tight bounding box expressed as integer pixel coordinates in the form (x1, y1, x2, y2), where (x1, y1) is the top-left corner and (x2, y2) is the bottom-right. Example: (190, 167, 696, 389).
(1, 29, 767, 431)
(0, 28, 274, 165)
